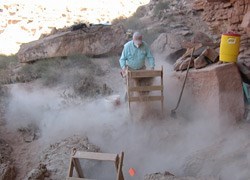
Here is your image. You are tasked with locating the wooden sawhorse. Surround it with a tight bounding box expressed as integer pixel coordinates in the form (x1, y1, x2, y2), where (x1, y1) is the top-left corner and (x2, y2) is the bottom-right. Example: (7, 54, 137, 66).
(67, 149, 124, 180)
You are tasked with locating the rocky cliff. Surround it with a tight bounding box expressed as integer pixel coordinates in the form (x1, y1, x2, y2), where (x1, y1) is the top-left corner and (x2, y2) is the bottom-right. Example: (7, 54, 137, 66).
(0, 0, 150, 55)
(193, 0, 250, 60)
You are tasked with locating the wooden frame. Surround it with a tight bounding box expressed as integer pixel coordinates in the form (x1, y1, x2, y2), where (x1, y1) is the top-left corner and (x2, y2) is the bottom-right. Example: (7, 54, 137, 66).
(126, 66, 164, 114)
(67, 149, 124, 180)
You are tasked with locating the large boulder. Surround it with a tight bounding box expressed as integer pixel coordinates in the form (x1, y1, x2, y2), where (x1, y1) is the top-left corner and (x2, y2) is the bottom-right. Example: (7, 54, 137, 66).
(171, 63, 244, 124)
(151, 33, 186, 64)
(17, 25, 127, 63)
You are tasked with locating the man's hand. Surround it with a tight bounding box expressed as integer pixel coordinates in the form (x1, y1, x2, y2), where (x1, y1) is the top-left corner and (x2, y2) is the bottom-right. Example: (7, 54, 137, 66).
(121, 68, 127, 78)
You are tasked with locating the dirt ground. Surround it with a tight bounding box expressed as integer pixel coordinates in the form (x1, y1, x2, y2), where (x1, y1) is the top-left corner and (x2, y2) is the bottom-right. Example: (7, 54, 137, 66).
(0, 57, 250, 180)
(1, 0, 250, 179)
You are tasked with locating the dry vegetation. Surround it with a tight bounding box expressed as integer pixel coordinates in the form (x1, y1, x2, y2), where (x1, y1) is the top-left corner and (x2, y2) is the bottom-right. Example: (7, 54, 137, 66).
(0, 54, 114, 98)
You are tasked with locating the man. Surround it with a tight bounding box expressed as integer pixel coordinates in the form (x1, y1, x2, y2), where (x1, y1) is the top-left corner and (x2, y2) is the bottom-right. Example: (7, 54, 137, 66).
(119, 32, 155, 99)
(119, 31, 155, 75)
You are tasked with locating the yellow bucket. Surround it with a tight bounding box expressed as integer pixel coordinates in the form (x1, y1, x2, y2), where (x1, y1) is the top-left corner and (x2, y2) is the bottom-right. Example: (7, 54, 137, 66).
(219, 33, 240, 62)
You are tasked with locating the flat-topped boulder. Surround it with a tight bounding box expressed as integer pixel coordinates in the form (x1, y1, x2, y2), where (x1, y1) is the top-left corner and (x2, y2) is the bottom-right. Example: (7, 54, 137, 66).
(17, 25, 127, 63)
(171, 63, 244, 124)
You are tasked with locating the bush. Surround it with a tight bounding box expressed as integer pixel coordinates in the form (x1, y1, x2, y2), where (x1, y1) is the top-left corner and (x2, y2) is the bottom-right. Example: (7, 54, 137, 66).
(15, 54, 104, 85)
(0, 54, 113, 98)
(72, 72, 112, 97)
(0, 55, 19, 84)
(14, 55, 108, 96)
(0, 55, 18, 69)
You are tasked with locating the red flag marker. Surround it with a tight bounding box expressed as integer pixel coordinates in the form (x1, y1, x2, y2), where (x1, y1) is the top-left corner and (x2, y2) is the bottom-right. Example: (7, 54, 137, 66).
(129, 168, 136, 176)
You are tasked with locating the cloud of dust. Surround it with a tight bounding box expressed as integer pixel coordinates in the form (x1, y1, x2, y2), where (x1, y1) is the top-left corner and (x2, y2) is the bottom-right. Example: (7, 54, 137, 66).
(4, 61, 250, 180)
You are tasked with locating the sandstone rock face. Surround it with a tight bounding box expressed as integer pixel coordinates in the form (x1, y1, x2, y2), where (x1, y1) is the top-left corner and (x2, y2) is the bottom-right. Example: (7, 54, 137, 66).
(241, 11, 250, 28)
(172, 63, 244, 124)
(17, 25, 127, 63)
(192, 0, 250, 62)
(151, 32, 187, 64)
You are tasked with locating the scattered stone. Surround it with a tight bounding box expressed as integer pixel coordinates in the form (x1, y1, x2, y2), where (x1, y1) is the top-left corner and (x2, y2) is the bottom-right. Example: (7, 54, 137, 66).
(18, 124, 40, 143)
(203, 47, 219, 62)
(0, 163, 16, 180)
(24, 164, 49, 180)
(193, 46, 207, 57)
(174, 43, 219, 71)
(0, 139, 15, 180)
(194, 54, 208, 69)
(176, 30, 193, 36)
(0, 139, 12, 164)
(144, 171, 218, 180)
(169, 24, 184, 28)
(179, 57, 195, 71)
(144, 171, 174, 180)
(41, 135, 100, 179)
(174, 56, 186, 71)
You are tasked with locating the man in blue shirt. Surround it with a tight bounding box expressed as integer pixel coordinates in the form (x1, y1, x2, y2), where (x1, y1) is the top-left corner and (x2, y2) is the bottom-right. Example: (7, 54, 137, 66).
(119, 32, 155, 100)
(119, 31, 155, 76)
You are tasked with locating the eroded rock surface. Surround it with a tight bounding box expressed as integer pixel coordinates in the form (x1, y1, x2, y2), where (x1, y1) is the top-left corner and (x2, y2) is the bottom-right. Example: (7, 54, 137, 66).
(17, 25, 127, 63)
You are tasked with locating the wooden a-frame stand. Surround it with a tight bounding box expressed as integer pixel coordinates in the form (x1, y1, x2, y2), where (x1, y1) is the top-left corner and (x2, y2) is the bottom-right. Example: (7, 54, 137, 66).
(126, 66, 164, 114)
(67, 148, 124, 180)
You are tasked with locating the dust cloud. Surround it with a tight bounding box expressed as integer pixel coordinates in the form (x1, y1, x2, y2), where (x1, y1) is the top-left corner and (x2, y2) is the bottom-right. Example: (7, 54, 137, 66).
(4, 62, 250, 179)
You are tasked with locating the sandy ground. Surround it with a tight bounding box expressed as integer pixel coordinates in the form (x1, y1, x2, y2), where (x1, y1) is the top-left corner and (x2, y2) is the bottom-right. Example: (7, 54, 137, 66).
(1, 57, 250, 180)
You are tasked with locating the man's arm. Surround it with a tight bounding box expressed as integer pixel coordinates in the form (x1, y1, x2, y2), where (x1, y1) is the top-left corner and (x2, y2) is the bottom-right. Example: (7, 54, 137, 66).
(119, 46, 127, 70)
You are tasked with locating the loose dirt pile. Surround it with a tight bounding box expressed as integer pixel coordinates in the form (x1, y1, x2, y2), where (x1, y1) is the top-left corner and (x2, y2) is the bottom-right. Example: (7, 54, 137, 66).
(0, 139, 15, 180)
(25, 135, 100, 180)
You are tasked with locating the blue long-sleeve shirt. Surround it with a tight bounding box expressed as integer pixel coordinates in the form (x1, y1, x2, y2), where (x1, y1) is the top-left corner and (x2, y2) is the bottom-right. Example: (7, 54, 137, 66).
(119, 40, 155, 70)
